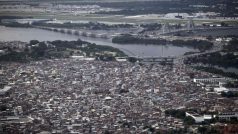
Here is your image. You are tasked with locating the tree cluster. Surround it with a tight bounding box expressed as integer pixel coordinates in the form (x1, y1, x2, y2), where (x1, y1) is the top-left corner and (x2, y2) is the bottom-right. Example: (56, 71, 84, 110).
(112, 34, 213, 51)
(221, 91, 238, 98)
(191, 66, 238, 79)
(165, 109, 186, 119)
(165, 109, 195, 125)
(223, 38, 238, 52)
(0, 39, 126, 62)
(32, 21, 133, 30)
(185, 52, 238, 68)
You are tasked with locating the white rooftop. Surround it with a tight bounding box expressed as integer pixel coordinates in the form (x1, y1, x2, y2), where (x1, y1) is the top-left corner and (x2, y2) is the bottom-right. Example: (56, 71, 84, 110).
(0, 86, 12, 94)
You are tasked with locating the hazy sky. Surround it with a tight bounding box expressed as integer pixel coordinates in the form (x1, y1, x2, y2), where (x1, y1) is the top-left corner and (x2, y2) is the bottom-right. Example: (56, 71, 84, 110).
(0, 0, 176, 1)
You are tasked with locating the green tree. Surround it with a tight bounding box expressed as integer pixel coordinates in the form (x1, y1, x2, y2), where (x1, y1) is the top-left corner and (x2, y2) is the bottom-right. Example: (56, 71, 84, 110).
(30, 40, 39, 45)
(198, 126, 207, 134)
(128, 57, 137, 63)
(183, 116, 195, 125)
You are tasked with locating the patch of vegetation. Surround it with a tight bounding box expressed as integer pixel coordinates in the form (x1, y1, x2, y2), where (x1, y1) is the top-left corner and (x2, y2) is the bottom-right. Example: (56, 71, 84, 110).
(0, 39, 126, 62)
(139, 23, 162, 34)
(112, 34, 213, 51)
(0, 22, 32, 28)
(95, 0, 237, 17)
(224, 81, 238, 88)
(221, 91, 238, 98)
(184, 51, 200, 55)
(0, 16, 30, 21)
(185, 52, 238, 68)
(192, 66, 238, 79)
(32, 21, 133, 30)
(0, 51, 28, 62)
(185, 38, 238, 72)
(223, 38, 238, 52)
(165, 109, 186, 119)
(127, 57, 137, 63)
(112, 34, 166, 44)
(165, 109, 195, 125)
(0, 16, 32, 27)
(183, 116, 196, 125)
(96, 1, 196, 15)
(171, 40, 213, 51)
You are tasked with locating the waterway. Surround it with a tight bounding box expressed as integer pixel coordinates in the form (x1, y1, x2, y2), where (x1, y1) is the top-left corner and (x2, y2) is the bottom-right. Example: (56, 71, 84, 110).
(1, 26, 238, 74)
(0, 26, 196, 57)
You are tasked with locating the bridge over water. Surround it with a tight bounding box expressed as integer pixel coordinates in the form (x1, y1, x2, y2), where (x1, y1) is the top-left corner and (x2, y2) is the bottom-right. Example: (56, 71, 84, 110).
(129, 56, 175, 64)
(35, 26, 120, 39)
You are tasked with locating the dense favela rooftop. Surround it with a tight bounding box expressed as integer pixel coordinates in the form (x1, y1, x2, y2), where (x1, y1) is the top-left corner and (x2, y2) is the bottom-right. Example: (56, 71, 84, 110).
(1, 57, 238, 133)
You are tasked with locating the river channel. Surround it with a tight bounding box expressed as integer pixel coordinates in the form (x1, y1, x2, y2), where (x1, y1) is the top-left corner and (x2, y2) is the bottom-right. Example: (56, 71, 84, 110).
(0, 26, 197, 57)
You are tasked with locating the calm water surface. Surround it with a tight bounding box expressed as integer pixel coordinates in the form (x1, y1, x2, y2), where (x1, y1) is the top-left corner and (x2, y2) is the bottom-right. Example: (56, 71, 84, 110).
(0, 26, 196, 57)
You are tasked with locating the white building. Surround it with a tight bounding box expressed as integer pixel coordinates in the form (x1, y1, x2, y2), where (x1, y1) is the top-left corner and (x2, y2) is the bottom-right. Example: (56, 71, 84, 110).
(71, 55, 84, 59)
(193, 77, 231, 84)
(0, 86, 12, 95)
(0, 50, 5, 54)
(218, 112, 238, 121)
(214, 87, 229, 94)
(186, 112, 212, 123)
(116, 57, 127, 62)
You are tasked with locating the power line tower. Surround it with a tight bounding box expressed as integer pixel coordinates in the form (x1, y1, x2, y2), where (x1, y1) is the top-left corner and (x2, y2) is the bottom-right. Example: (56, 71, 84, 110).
(162, 22, 170, 34)
(187, 18, 195, 31)
(161, 43, 164, 57)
